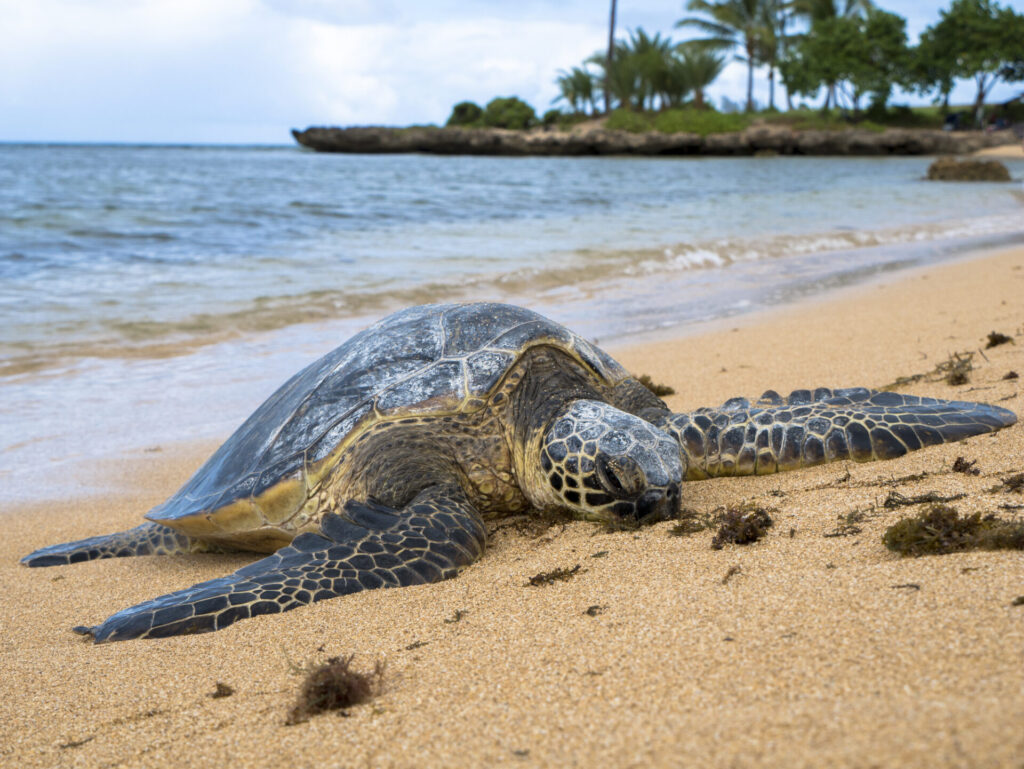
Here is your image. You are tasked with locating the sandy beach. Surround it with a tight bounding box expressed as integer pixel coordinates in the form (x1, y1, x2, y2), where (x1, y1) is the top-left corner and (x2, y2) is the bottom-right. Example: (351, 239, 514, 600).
(974, 143, 1024, 159)
(2, 246, 1022, 768)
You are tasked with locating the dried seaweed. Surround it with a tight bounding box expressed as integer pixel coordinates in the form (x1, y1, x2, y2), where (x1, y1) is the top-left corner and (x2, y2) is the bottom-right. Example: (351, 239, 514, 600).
(711, 506, 773, 550)
(285, 655, 385, 725)
(951, 456, 980, 475)
(823, 508, 869, 538)
(636, 373, 675, 397)
(668, 507, 715, 536)
(985, 331, 1013, 348)
(882, 350, 975, 390)
(526, 564, 583, 586)
(882, 504, 1024, 557)
(883, 490, 966, 508)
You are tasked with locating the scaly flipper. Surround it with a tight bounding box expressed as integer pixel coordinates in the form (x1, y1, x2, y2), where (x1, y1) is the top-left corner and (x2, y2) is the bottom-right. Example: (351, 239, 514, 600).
(21, 523, 202, 567)
(74, 484, 487, 642)
(646, 387, 1017, 479)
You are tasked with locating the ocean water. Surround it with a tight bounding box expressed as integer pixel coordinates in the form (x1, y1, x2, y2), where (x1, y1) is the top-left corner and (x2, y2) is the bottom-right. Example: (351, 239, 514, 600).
(1, 143, 1023, 503)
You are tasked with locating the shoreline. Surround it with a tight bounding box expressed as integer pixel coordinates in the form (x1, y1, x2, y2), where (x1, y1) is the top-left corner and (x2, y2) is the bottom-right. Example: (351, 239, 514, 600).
(3, 236, 1022, 509)
(2, 244, 1022, 767)
(292, 123, 1018, 156)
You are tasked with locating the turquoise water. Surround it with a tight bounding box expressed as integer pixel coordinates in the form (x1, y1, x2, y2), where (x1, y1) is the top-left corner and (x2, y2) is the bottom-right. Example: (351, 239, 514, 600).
(1, 144, 1023, 502)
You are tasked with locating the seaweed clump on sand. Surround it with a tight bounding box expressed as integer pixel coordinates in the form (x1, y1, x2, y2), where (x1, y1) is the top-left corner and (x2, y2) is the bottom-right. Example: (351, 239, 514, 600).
(668, 507, 715, 537)
(951, 456, 980, 476)
(985, 331, 1013, 348)
(285, 655, 385, 725)
(526, 564, 583, 586)
(882, 504, 1024, 557)
(883, 350, 977, 390)
(209, 682, 235, 699)
(943, 352, 973, 386)
(998, 473, 1024, 493)
(711, 505, 774, 550)
(636, 373, 676, 397)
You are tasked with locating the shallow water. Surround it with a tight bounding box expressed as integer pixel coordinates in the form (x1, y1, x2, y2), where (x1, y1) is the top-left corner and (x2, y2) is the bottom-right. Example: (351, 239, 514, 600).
(1, 144, 1022, 503)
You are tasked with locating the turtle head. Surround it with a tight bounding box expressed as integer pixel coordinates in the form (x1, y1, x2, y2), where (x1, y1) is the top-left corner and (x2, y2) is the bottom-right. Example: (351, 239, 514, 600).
(538, 400, 682, 525)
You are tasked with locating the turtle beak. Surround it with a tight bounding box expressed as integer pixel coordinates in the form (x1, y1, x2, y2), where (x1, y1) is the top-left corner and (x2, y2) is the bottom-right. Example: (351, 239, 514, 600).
(636, 483, 680, 525)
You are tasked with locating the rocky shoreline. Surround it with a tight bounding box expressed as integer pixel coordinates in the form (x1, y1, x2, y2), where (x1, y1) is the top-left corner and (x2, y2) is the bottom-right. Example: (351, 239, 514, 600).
(291, 123, 1016, 156)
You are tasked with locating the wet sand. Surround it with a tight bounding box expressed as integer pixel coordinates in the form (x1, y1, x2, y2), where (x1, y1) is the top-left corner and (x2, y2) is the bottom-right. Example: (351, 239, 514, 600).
(1, 246, 1022, 768)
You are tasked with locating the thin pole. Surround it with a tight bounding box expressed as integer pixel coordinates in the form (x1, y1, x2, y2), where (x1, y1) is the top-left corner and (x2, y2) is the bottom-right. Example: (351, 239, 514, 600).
(605, 0, 617, 114)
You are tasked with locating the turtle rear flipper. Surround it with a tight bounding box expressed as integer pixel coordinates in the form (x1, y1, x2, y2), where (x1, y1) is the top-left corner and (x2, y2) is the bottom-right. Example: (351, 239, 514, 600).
(650, 387, 1017, 479)
(21, 523, 199, 567)
(76, 484, 487, 643)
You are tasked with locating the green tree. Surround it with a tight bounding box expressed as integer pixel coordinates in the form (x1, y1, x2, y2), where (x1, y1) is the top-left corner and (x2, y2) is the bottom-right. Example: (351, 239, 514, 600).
(780, 8, 909, 114)
(677, 0, 772, 112)
(912, 27, 957, 111)
(627, 29, 676, 110)
(482, 97, 538, 130)
(789, 0, 873, 107)
(756, 0, 788, 110)
(855, 9, 911, 114)
(587, 31, 671, 112)
(604, 0, 618, 114)
(446, 101, 483, 127)
(675, 43, 727, 109)
(553, 67, 597, 114)
(914, 0, 1024, 122)
(588, 45, 642, 110)
(791, 0, 873, 24)
(581, 26, 727, 114)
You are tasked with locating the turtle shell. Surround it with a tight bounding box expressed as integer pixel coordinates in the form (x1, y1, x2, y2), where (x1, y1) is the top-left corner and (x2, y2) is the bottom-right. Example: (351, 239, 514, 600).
(146, 303, 626, 538)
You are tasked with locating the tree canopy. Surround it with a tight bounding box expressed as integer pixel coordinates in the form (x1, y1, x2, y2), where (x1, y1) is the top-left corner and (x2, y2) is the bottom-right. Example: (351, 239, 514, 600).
(914, 0, 1024, 119)
(677, 0, 769, 112)
(780, 8, 911, 114)
(445, 0, 1024, 130)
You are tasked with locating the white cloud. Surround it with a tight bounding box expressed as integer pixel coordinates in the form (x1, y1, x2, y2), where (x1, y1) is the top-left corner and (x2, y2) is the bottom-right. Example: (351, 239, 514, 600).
(1, 0, 1023, 142)
(289, 18, 604, 127)
(0, 0, 605, 141)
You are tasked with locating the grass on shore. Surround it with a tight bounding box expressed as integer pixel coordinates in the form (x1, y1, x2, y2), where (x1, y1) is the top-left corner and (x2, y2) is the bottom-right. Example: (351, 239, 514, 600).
(601, 104, 957, 136)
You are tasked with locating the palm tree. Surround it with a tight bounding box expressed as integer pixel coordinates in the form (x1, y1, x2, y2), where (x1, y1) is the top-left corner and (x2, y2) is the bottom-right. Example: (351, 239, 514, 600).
(553, 67, 596, 114)
(676, 0, 771, 112)
(604, 0, 618, 114)
(757, 0, 789, 110)
(626, 29, 676, 110)
(675, 44, 728, 109)
(791, 0, 873, 24)
(660, 56, 693, 108)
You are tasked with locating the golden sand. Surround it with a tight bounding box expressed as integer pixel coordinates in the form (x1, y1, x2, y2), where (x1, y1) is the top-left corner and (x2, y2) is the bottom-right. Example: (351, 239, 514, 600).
(2, 247, 1022, 768)
(973, 143, 1024, 159)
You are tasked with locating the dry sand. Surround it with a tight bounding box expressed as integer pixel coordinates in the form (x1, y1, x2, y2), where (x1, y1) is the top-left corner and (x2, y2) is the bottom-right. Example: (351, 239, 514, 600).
(974, 143, 1024, 159)
(2, 247, 1023, 768)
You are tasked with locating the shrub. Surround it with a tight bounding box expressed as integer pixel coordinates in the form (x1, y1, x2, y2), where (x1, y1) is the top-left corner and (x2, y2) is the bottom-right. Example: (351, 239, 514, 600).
(604, 108, 653, 133)
(542, 108, 562, 127)
(446, 101, 483, 127)
(652, 108, 752, 136)
(482, 96, 538, 129)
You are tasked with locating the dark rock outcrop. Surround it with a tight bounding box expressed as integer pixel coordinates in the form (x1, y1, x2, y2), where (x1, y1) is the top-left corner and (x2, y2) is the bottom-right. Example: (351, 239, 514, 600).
(926, 157, 1012, 181)
(292, 124, 1017, 157)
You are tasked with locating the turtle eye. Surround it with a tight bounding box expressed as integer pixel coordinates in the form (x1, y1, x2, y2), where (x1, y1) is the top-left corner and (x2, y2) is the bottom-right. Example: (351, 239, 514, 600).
(597, 456, 638, 498)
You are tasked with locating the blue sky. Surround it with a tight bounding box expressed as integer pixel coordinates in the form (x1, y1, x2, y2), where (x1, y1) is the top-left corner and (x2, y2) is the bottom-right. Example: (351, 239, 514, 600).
(1, 0, 1022, 143)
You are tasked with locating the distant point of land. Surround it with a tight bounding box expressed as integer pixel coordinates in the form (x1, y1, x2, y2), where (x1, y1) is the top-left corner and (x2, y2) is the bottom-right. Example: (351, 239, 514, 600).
(291, 115, 1017, 157)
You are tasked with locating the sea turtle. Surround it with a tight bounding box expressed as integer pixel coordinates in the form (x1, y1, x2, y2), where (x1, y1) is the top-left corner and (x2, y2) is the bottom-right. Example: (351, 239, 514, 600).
(22, 303, 1016, 642)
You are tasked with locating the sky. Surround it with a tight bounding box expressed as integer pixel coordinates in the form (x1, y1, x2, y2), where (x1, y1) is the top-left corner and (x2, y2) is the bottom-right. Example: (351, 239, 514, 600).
(1, 0, 1023, 144)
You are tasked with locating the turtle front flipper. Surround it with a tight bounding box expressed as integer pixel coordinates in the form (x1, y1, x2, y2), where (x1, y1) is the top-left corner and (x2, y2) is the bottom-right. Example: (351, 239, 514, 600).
(21, 523, 201, 567)
(76, 483, 487, 643)
(647, 387, 1017, 479)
